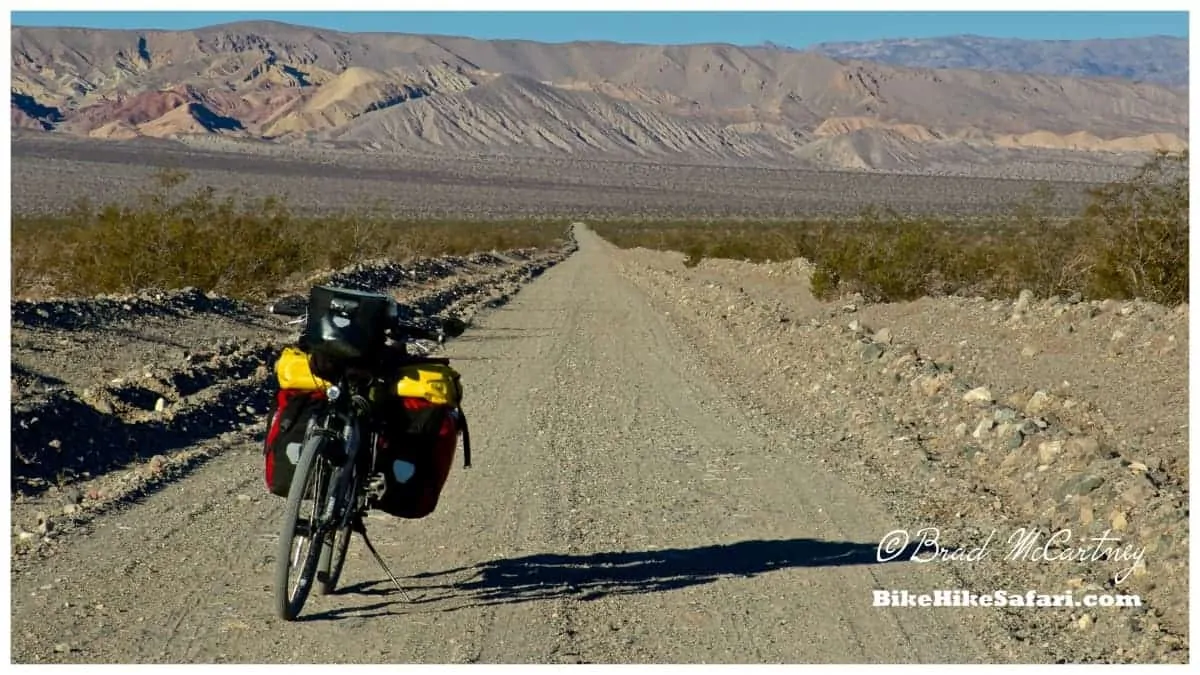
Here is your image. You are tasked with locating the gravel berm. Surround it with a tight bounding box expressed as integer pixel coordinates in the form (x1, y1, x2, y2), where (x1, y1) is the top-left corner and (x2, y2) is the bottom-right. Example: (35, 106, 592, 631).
(14, 225, 1061, 663)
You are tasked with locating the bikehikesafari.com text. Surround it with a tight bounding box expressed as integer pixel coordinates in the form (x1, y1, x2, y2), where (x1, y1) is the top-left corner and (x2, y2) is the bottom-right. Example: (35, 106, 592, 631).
(874, 590, 1142, 608)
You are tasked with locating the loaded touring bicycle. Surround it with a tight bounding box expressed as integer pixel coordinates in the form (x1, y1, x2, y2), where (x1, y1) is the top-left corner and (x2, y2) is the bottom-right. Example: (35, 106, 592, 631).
(263, 285, 471, 621)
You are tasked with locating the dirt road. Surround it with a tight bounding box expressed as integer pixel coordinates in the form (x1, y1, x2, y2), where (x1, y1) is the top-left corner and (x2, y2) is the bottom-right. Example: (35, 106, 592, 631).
(12, 228, 1078, 663)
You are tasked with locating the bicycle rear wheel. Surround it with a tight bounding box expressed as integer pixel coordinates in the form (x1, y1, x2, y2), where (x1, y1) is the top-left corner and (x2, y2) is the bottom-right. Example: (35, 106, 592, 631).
(273, 434, 332, 621)
(316, 461, 360, 596)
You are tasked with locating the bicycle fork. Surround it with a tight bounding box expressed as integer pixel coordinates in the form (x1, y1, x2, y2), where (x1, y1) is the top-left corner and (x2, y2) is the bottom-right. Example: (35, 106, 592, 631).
(319, 411, 360, 524)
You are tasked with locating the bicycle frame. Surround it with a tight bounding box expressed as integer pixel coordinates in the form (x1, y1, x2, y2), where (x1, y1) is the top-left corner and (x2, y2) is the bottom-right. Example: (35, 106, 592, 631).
(305, 374, 381, 527)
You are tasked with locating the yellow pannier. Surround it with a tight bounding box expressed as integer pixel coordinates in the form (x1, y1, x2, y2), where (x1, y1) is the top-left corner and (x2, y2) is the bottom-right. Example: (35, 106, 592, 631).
(274, 346, 331, 391)
(394, 362, 463, 407)
(274, 346, 463, 407)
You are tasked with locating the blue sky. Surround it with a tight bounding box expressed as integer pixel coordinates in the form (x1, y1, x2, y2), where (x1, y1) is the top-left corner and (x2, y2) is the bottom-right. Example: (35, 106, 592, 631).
(10, 11, 1188, 47)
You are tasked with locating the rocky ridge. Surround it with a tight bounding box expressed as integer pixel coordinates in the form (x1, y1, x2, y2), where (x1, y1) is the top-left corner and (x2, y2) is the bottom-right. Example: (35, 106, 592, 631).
(11, 235, 578, 559)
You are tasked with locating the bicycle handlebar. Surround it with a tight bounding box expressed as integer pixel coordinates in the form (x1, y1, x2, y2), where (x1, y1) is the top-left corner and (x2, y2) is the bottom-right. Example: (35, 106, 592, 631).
(266, 293, 467, 344)
(388, 319, 444, 344)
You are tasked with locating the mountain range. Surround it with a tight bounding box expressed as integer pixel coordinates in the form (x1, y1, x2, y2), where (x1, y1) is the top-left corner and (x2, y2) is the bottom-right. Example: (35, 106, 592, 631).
(11, 22, 1189, 172)
(804, 35, 1188, 89)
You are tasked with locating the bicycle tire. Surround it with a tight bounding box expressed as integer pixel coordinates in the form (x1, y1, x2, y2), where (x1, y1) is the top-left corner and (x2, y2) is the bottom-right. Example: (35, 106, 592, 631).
(316, 462, 358, 596)
(273, 434, 329, 621)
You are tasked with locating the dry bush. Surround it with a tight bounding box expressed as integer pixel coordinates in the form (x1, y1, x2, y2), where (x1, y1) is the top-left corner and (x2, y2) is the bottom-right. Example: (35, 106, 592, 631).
(11, 170, 572, 300)
(1078, 150, 1188, 304)
(594, 152, 1188, 305)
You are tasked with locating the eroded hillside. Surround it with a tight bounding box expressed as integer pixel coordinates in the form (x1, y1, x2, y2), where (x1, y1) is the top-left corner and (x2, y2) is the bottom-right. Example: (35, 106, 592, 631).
(11, 22, 1188, 171)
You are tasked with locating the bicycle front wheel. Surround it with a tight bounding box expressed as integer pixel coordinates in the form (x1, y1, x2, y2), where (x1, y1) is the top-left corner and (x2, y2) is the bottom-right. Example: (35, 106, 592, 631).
(273, 434, 332, 621)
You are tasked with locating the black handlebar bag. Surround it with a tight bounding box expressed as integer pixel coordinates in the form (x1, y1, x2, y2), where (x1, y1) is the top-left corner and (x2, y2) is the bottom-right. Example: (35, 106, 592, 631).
(304, 285, 393, 379)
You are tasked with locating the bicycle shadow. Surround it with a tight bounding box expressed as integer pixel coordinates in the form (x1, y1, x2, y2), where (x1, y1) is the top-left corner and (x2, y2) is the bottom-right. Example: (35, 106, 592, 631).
(295, 579, 425, 622)
(300, 536, 931, 621)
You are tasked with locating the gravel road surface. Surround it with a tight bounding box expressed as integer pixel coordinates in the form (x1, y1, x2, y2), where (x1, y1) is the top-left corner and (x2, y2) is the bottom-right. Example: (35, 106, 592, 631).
(12, 227, 1041, 663)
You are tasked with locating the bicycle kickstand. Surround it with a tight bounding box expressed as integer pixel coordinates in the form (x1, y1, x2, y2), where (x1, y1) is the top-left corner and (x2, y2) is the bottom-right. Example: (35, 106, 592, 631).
(351, 517, 413, 602)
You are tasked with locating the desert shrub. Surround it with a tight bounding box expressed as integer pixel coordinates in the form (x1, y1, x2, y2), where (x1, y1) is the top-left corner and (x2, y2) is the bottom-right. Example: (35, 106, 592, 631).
(1078, 150, 1188, 305)
(592, 152, 1188, 305)
(682, 243, 706, 268)
(808, 265, 840, 300)
(12, 170, 571, 300)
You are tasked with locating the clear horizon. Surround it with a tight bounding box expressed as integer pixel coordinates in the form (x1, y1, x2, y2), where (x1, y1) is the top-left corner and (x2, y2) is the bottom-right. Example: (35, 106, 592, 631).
(9, 11, 1189, 48)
